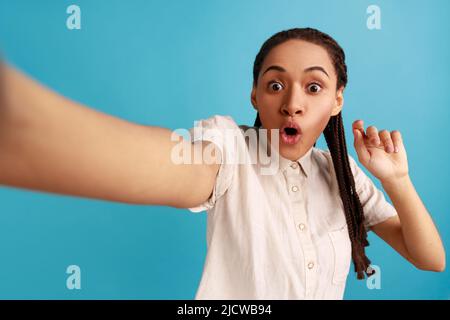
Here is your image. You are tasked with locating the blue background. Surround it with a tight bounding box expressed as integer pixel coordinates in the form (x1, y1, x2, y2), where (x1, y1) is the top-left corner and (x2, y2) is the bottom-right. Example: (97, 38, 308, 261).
(0, 0, 448, 299)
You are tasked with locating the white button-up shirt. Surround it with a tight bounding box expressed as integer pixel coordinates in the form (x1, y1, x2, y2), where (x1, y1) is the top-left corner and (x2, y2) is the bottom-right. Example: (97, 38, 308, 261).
(187, 115, 397, 300)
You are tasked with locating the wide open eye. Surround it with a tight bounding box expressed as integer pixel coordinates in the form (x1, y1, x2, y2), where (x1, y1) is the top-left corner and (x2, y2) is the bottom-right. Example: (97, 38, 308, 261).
(268, 81, 283, 92)
(307, 83, 322, 93)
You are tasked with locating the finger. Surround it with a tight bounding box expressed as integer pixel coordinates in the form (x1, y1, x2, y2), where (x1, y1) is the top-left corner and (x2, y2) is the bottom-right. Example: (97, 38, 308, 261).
(352, 119, 366, 138)
(391, 130, 404, 153)
(353, 128, 370, 163)
(366, 125, 380, 146)
(379, 130, 394, 153)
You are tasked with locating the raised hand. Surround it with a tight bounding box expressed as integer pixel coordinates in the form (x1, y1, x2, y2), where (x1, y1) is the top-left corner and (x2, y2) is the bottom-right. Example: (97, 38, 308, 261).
(352, 119, 408, 184)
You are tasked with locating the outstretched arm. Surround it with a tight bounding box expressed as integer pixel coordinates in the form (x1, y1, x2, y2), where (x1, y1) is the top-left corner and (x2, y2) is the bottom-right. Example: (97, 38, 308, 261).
(0, 63, 219, 208)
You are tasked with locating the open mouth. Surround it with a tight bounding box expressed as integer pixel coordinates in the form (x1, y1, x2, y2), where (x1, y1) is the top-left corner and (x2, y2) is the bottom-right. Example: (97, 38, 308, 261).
(280, 122, 302, 145)
(284, 127, 298, 136)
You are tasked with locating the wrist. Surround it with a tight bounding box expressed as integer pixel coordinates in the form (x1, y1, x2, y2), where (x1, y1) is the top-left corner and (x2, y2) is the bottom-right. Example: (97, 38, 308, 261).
(381, 174, 411, 190)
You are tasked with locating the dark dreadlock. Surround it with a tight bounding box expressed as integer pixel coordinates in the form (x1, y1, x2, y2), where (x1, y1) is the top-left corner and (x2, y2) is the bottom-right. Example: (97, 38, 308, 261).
(252, 27, 373, 280)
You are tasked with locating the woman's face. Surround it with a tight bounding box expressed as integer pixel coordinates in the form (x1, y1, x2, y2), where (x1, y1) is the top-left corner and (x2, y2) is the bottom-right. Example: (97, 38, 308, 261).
(251, 39, 344, 161)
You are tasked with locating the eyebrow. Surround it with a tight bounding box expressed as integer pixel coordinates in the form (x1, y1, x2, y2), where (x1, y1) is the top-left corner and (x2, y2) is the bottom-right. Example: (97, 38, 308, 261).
(262, 65, 329, 78)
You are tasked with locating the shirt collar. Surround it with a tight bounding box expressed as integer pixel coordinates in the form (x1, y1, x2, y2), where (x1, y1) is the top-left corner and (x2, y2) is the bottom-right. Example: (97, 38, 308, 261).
(277, 146, 314, 178)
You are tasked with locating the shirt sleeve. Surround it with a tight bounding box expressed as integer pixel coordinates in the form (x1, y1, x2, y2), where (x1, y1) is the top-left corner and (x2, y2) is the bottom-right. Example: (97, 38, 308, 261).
(187, 115, 237, 213)
(348, 155, 398, 231)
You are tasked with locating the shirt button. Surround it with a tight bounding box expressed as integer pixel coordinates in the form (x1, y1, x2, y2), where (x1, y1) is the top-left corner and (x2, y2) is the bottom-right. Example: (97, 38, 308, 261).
(291, 185, 299, 192)
(298, 223, 306, 231)
(290, 162, 298, 169)
(307, 262, 315, 269)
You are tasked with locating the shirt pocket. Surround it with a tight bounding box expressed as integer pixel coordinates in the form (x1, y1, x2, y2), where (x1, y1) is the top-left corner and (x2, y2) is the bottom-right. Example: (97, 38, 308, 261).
(328, 225, 352, 285)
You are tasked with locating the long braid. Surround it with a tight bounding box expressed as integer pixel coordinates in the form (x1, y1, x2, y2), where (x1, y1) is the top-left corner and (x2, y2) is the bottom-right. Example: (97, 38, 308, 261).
(323, 113, 373, 279)
(252, 27, 375, 280)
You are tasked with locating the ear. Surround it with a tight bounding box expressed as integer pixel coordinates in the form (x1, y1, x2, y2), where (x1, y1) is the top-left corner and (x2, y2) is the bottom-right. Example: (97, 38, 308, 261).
(331, 86, 344, 116)
(251, 84, 258, 111)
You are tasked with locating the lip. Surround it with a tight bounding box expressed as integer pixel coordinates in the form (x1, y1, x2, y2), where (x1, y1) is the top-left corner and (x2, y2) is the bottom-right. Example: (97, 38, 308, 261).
(280, 120, 302, 145)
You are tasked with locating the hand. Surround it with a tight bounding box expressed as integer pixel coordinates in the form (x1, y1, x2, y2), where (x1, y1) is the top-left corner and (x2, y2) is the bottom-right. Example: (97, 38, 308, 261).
(352, 120, 409, 184)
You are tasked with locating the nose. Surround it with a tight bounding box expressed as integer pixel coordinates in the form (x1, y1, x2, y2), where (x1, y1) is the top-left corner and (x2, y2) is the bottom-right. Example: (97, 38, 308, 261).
(280, 85, 305, 117)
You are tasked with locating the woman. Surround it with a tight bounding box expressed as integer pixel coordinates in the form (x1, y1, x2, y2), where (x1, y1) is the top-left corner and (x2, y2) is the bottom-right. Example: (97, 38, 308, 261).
(0, 27, 445, 299)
